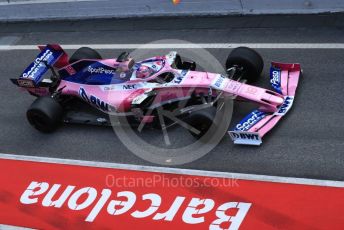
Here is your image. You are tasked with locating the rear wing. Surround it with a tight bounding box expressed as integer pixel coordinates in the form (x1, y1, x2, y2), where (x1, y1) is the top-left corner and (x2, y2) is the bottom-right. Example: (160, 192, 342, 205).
(11, 44, 68, 88)
(229, 62, 301, 145)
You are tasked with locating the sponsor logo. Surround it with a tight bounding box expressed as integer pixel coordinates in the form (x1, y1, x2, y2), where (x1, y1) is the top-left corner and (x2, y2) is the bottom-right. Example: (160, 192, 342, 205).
(231, 132, 260, 141)
(22, 49, 53, 79)
(174, 76, 184, 84)
(214, 77, 224, 88)
(20, 181, 251, 228)
(123, 84, 137, 90)
(229, 131, 262, 146)
(235, 110, 266, 131)
(270, 70, 280, 85)
(173, 71, 187, 84)
(275, 96, 294, 115)
(79, 87, 113, 112)
(102, 85, 116, 91)
(270, 67, 282, 93)
(88, 66, 116, 75)
(18, 79, 34, 88)
(212, 75, 227, 90)
(101, 83, 145, 91)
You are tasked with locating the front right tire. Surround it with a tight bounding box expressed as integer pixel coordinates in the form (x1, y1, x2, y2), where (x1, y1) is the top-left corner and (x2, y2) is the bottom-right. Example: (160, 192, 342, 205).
(226, 47, 264, 83)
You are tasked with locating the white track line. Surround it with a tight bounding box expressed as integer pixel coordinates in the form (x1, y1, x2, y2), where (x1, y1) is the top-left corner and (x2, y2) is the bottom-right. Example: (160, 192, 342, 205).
(0, 153, 343, 187)
(0, 43, 344, 50)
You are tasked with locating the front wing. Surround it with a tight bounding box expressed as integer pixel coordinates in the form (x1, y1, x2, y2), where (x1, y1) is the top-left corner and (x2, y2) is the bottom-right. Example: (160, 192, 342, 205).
(229, 62, 301, 146)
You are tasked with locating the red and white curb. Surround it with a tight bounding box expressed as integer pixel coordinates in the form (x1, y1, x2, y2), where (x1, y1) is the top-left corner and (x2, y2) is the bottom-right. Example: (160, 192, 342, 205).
(0, 153, 343, 230)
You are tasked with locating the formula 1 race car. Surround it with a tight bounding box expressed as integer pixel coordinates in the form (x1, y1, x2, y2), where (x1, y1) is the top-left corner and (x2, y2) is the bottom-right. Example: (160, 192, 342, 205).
(11, 44, 301, 145)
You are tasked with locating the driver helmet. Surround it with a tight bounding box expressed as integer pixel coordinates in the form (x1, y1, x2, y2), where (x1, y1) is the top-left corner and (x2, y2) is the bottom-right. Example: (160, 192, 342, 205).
(136, 65, 153, 79)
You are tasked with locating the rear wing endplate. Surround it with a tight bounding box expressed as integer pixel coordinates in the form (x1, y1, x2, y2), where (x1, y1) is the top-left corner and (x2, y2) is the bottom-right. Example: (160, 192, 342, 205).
(12, 44, 68, 88)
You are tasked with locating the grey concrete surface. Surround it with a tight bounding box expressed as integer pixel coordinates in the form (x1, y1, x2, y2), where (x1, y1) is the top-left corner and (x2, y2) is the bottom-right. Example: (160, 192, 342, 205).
(0, 16, 343, 180)
(1, 14, 344, 33)
(0, 0, 343, 22)
(241, 0, 344, 14)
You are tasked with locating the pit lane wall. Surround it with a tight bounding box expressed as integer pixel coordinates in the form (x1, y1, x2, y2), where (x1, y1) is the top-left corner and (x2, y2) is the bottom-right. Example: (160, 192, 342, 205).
(0, 0, 343, 22)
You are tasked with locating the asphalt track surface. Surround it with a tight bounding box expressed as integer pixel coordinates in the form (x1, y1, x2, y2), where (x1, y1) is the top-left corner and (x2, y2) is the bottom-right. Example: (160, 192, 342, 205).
(0, 16, 343, 180)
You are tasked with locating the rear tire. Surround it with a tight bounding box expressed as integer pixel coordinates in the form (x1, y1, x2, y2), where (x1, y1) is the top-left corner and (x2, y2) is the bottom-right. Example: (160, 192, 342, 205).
(69, 47, 102, 63)
(186, 106, 217, 139)
(226, 47, 263, 83)
(27, 97, 63, 133)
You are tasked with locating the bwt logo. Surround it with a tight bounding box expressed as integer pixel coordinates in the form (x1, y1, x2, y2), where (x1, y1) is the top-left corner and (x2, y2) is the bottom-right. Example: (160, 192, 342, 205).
(231, 132, 260, 140)
(277, 96, 294, 114)
(79, 87, 113, 112)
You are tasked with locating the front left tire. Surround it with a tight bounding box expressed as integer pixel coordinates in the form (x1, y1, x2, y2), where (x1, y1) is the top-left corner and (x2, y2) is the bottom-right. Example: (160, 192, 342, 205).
(186, 106, 217, 139)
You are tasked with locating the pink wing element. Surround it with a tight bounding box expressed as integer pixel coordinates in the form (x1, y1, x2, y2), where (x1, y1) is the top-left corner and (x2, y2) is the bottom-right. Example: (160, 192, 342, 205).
(229, 62, 301, 145)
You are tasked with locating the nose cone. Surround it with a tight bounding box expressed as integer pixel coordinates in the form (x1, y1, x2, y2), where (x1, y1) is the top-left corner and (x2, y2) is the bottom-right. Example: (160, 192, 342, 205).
(262, 93, 284, 105)
(268, 95, 284, 105)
